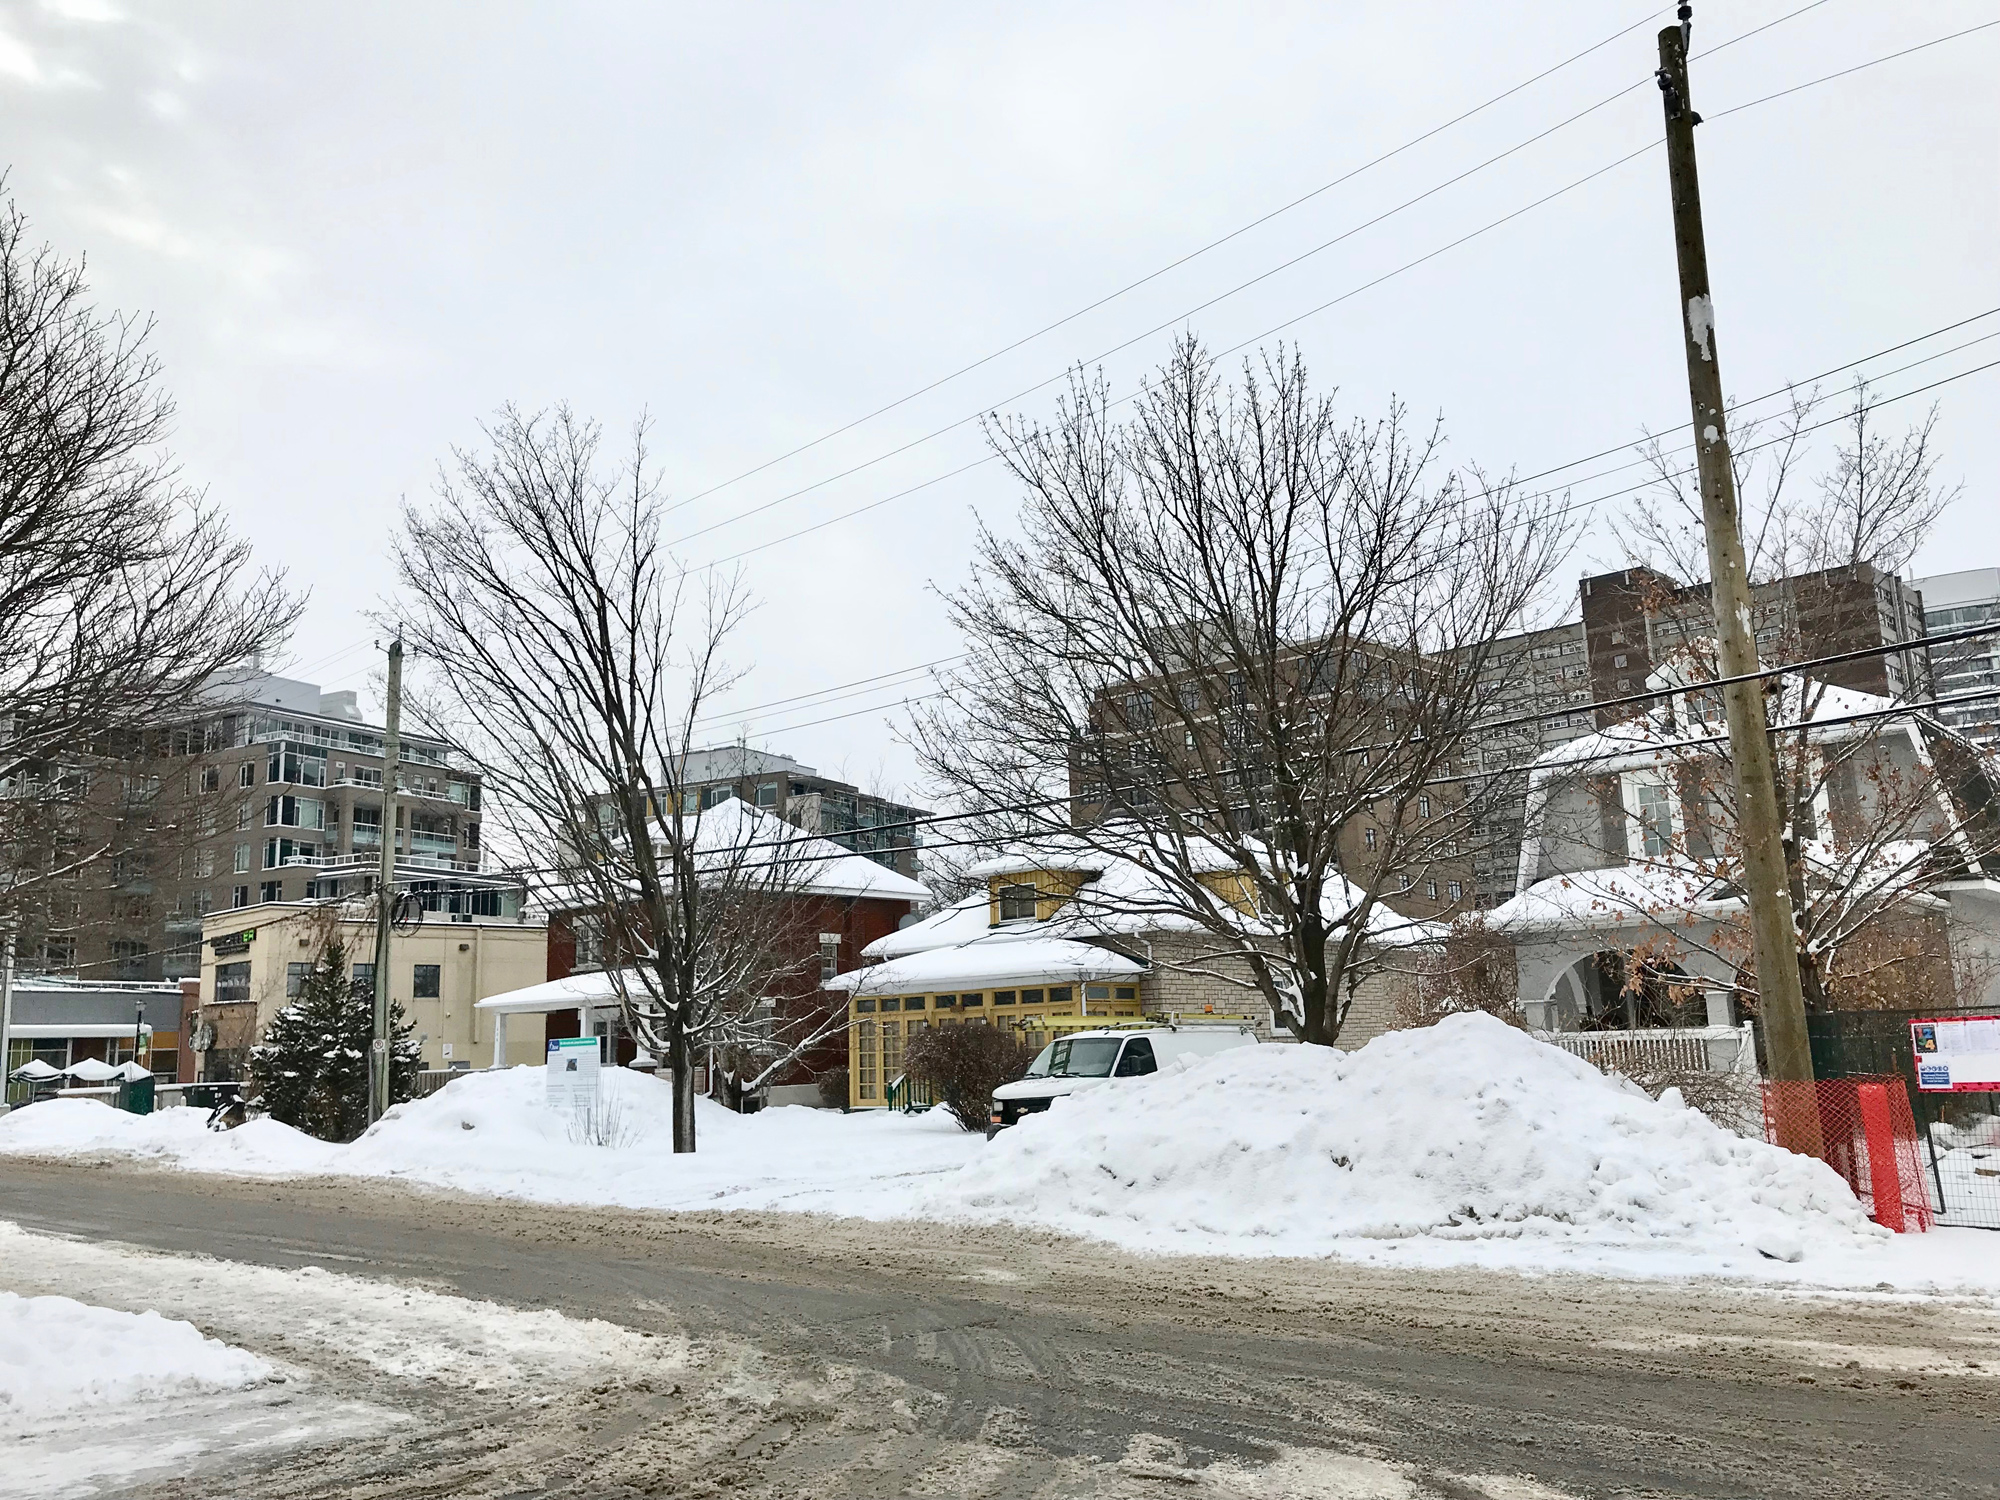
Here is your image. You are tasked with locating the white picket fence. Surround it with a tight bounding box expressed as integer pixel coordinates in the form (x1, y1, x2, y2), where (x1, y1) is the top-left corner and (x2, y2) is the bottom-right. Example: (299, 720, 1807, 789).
(1537, 1023, 1758, 1077)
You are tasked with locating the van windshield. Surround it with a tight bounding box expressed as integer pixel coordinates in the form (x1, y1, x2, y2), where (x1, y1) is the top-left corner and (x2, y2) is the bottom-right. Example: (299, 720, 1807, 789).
(1045, 1037, 1123, 1078)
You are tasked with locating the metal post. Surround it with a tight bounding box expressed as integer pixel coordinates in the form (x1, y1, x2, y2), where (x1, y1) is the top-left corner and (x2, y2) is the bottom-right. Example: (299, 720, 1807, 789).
(1656, 17, 1815, 1091)
(0, 925, 15, 1113)
(134, 998, 145, 1070)
(369, 638, 404, 1123)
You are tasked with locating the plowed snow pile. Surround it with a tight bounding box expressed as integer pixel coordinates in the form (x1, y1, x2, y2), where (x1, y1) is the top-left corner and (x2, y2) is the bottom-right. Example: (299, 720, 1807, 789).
(918, 1013, 1884, 1265)
(0, 1291, 271, 1417)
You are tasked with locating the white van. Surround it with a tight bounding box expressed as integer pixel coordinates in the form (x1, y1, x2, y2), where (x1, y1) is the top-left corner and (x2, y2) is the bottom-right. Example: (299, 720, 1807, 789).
(987, 1023, 1259, 1135)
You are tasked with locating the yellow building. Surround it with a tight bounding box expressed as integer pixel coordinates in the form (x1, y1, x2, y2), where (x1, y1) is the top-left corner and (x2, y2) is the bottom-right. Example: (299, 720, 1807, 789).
(195, 902, 549, 1078)
(828, 843, 1257, 1108)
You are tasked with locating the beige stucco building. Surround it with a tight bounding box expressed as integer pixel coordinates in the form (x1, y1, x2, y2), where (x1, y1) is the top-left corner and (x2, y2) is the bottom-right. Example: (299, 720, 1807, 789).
(193, 903, 549, 1079)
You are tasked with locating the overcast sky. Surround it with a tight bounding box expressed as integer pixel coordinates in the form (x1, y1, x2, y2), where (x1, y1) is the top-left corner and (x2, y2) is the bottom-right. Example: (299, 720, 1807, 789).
(2, 0, 1994, 805)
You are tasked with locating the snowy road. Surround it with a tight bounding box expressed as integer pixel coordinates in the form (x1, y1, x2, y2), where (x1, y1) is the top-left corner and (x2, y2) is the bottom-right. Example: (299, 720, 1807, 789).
(1, 1160, 1995, 1498)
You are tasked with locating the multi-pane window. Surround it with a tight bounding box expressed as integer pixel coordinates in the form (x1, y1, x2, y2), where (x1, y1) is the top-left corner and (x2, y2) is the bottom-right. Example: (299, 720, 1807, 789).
(286, 962, 312, 997)
(880, 1019, 903, 1082)
(260, 880, 282, 903)
(266, 795, 325, 830)
(1635, 780, 1673, 858)
(266, 744, 327, 787)
(819, 935, 840, 983)
(352, 962, 376, 993)
(856, 1020, 877, 1099)
(998, 883, 1038, 921)
(238, 762, 255, 788)
(233, 844, 252, 873)
(413, 964, 441, 999)
(215, 962, 251, 1004)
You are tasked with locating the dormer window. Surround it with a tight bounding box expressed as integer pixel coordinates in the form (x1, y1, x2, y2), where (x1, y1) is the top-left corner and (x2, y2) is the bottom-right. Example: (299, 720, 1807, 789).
(998, 883, 1038, 922)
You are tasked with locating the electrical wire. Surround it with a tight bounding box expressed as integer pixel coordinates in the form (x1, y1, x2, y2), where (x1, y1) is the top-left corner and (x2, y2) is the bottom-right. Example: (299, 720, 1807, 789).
(687, 21, 2000, 570)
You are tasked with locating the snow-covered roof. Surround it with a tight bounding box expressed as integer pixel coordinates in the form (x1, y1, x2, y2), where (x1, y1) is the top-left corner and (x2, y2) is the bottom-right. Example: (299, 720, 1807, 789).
(1530, 673, 1904, 778)
(475, 969, 633, 1014)
(1488, 864, 1741, 934)
(680, 798, 931, 902)
(539, 796, 929, 909)
(863, 832, 1439, 970)
(824, 937, 1144, 996)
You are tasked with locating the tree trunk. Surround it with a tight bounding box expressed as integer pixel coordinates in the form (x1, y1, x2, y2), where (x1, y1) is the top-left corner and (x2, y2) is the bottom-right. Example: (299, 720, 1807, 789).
(669, 1028, 696, 1154)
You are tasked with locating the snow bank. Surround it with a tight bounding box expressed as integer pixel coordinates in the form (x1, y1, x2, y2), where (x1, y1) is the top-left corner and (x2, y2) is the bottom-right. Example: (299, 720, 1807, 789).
(0, 1068, 975, 1215)
(918, 1014, 1886, 1266)
(0, 1292, 270, 1418)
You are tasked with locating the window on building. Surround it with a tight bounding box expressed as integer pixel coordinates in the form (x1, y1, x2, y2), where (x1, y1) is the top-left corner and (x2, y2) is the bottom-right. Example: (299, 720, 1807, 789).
(192, 889, 215, 915)
(413, 963, 441, 999)
(352, 962, 375, 993)
(286, 962, 312, 997)
(237, 803, 253, 830)
(702, 785, 731, 809)
(819, 935, 839, 983)
(110, 940, 148, 981)
(1363, 827, 1377, 852)
(215, 961, 252, 1004)
(231, 885, 250, 908)
(959, 993, 983, 1007)
(193, 849, 216, 880)
(998, 883, 1038, 921)
(1426, 880, 1439, 900)
(933, 994, 954, 1009)
(992, 990, 1015, 1005)
(1448, 881, 1463, 902)
(856, 1019, 876, 1099)
(1021, 988, 1046, 1005)
(260, 880, 282, 903)
(266, 795, 325, 830)
(1418, 794, 1431, 819)
(902, 996, 924, 1010)
(233, 844, 251, 873)
(267, 744, 328, 788)
(238, 762, 255, 788)
(1635, 780, 1673, 857)
(201, 766, 221, 793)
(757, 782, 778, 808)
(1047, 986, 1071, 1007)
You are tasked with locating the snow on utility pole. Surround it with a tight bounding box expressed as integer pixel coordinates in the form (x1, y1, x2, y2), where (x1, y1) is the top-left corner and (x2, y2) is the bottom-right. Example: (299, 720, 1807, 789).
(368, 636, 404, 1124)
(1656, 11, 1815, 1091)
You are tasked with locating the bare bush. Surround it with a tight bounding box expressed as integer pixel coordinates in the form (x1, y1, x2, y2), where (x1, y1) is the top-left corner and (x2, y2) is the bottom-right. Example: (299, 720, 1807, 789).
(816, 1066, 850, 1110)
(905, 1024, 1039, 1132)
(1390, 917, 1524, 1030)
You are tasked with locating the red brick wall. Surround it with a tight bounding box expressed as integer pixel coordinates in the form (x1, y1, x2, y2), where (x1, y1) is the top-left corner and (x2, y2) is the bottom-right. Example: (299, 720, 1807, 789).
(543, 891, 918, 1091)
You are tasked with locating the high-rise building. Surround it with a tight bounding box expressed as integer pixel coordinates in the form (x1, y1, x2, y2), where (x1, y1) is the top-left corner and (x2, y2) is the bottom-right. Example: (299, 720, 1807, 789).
(9, 671, 517, 984)
(1914, 568, 2000, 751)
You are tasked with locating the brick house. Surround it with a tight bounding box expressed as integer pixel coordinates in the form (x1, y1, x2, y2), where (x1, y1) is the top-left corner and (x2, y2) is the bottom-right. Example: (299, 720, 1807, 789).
(531, 796, 929, 1105)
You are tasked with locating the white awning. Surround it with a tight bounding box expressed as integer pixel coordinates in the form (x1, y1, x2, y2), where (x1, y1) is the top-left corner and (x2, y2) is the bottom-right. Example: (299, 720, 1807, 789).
(825, 938, 1143, 997)
(473, 970, 635, 1015)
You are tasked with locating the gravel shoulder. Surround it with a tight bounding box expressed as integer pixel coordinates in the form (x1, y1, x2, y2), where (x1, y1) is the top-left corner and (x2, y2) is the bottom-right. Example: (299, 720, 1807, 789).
(1, 1155, 1995, 1498)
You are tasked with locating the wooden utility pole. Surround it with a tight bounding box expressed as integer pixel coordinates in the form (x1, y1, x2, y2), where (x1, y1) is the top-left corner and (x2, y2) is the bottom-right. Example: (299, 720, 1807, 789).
(368, 637, 405, 1123)
(1657, 14, 1815, 1087)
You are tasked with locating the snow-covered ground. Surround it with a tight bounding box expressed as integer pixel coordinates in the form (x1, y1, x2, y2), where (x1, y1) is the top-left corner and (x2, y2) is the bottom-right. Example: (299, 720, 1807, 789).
(4, 1015, 1994, 1297)
(0, 1220, 690, 1499)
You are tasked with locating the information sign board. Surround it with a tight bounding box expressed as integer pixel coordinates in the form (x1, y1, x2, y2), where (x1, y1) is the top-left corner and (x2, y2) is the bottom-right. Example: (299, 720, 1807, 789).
(546, 1035, 601, 1111)
(1910, 1015, 2000, 1092)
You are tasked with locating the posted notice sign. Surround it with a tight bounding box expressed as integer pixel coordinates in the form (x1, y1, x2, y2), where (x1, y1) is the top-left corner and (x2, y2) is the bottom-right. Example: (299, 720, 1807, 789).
(1910, 1015, 2000, 1093)
(546, 1035, 601, 1111)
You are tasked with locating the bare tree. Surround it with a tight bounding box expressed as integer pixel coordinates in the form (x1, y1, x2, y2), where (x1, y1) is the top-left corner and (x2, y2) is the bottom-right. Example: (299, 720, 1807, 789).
(0, 190, 299, 948)
(911, 339, 1573, 1046)
(391, 405, 842, 1152)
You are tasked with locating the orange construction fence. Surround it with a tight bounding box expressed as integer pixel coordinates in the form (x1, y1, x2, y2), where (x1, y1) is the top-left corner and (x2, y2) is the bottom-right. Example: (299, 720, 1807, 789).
(1761, 1076, 1932, 1233)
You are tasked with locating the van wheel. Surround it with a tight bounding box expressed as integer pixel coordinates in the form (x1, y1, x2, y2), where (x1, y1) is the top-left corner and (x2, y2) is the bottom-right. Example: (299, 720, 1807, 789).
(984, 1124, 1003, 1141)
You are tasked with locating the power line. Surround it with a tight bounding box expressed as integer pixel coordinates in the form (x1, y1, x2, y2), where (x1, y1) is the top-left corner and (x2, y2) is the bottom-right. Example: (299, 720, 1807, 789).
(482, 620, 2000, 878)
(664, 5, 1680, 517)
(691, 24, 2000, 571)
(667, 2, 1845, 524)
